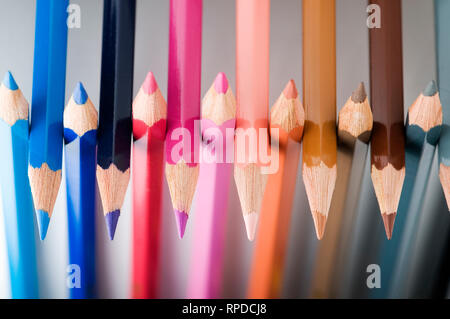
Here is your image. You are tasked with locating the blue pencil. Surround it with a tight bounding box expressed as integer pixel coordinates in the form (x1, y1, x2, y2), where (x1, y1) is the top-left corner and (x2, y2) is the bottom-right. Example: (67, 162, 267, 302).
(28, 0, 68, 240)
(63, 83, 98, 298)
(0, 72, 39, 298)
(372, 82, 442, 298)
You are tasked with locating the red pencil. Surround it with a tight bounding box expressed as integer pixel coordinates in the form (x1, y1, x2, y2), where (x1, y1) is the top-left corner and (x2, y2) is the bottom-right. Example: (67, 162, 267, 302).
(131, 72, 167, 298)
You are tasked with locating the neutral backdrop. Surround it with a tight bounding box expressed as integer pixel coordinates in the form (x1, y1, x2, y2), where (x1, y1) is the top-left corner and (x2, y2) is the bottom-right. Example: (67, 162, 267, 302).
(0, 0, 446, 298)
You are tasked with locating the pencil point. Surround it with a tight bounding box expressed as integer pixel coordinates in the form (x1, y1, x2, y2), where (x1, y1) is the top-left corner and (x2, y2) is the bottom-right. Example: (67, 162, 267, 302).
(105, 210, 120, 240)
(423, 80, 437, 97)
(2, 71, 18, 90)
(282, 79, 298, 99)
(36, 210, 50, 240)
(73, 82, 88, 105)
(382, 213, 396, 240)
(214, 72, 229, 94)
(351, 82, 367, 103)
(312, 211, 327, 240)
(142, 71, 158, 94)
(244, 212, 259, 241)
(174, 209, 188, 239)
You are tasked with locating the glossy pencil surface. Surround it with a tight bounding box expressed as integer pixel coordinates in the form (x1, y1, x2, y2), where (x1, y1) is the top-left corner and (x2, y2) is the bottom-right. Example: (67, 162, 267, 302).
(302, 0, 337, 239)
(369, 0, 405, 239)
(0, 72, 39, 298)
(234, 0, 270, 241)
(97, 0, 136, 240)
(248, 80, 304, 298)
(132, 72, 167, 299)
(165, 0, 202, 238)
(64, 83, 98, 298)
(29, 0, 68, 240)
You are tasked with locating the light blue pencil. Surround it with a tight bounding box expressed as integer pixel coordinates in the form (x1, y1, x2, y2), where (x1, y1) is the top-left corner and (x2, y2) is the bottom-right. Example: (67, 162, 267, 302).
(0, 71, 39, 298)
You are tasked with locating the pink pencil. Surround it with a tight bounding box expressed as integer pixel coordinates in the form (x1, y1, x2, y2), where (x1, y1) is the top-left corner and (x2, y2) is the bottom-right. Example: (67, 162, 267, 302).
(188, 73, 236, 298)
(165, 0, 203, 238)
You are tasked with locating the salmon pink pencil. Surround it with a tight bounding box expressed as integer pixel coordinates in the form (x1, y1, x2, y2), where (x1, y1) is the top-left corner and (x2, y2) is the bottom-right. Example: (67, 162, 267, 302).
(188, 73, 236, 298)
(131, 72, 167, 298)
(165, 0, 203, 239)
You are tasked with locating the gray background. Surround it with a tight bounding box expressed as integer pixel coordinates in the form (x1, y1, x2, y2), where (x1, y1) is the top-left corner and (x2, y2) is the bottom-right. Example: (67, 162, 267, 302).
(0, 0, 445, 298)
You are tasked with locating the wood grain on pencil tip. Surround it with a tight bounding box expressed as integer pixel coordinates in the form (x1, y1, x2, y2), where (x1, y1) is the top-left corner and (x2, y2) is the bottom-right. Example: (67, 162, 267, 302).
(302, 0, 337, 240)
(132, 72, 167, 299)
(248, 80, 304, 298)
(369, 0, 405, 240)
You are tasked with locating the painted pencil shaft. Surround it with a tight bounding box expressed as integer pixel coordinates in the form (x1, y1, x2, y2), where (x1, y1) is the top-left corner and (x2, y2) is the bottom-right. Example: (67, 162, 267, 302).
(188, 73, 236, 298)
(302, 0, 337, 240)
(437, 0, 450, 209)
(64, 83, 98, 299)
(132, 73, 167, 299)
(0, 72, 39, 298)
(97, 0, 136, 240)
(312, 83, 372, 298)
(165, 0, 202, 238)
(29, 0, 68, 240)
(248, 80, 304, 299)
(235, 0, 270, 241)
(369, 0, 405, 240)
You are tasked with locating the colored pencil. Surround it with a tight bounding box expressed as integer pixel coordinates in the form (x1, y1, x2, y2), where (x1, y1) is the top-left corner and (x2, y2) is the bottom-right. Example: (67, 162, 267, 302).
(379, 82, 442, 298)
(437, 0, 450, 209)
(302, 0, 337, 240)
(131, 72, 167, 299)
(369, 0, 405, 240)
(28, 0, 68, 240)
(248, 80, 304, 298)
(97, 0, 136, 240)
(188, 72, 236, 299)
(311, 83, 372, 297)
(63, 82, 98, 299)
(165, 0, 203, 239)
(0, 72, 39, 298)
(234, 0, 270, 241)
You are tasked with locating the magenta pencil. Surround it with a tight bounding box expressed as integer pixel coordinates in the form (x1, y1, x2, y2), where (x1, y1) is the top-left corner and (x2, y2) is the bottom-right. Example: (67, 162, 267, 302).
(187, 73, 236, 298)
(165, 0, 203, 239)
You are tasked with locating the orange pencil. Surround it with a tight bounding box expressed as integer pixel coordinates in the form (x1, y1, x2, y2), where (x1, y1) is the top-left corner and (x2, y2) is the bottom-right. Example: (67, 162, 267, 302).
(248, 80, 304, 298)
(234, 0, 270, 241)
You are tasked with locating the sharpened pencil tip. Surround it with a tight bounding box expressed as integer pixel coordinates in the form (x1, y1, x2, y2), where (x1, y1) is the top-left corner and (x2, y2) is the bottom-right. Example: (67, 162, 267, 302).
(312, 211, 327, 240)
(36, 210, 50, 240)
(73, 82, 88, 105)
(423, 80, 437, 97)
(105, 210, 120, 240)
(244, 212, 259, 241)
(142, 71, 158, 94)
(351, 82, 367, 103)
(382, 213, 396, 240)
(2, 71, 18, 90)
(174, 209, 188, 239)
(214, 72, 229, 94)
(282, 79, 298, 99)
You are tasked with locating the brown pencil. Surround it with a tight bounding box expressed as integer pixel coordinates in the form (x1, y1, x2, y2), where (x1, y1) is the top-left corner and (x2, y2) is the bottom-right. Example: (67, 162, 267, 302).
(302, 0, 337, 239)
(369, 0, 405, 240)
(311, 83, 373, 297)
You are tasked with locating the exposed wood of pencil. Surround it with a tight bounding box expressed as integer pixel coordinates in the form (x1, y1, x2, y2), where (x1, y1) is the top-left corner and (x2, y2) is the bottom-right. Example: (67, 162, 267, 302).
(248, 80, 304, 298)
(165, 0, 203, 239)
(311, 83, 373, 298)
(97, 0, 136, 240)
(387, 82, 442, 298)
(188, 72, 236, 298)
(234, 0, 270, 241)
(131, 72, 167, 299)
(302, 0, 337, 240)
(64, 82, 98, 298)
(369, 0, 405, 240)
(28, 0, 68, 240)
(0, 72, 39, 298)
